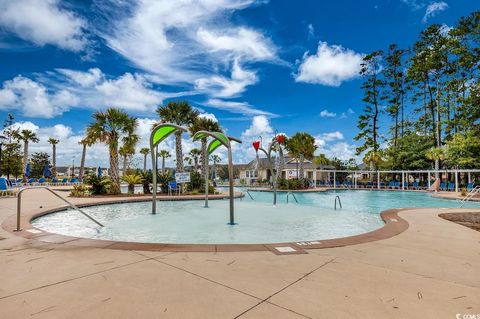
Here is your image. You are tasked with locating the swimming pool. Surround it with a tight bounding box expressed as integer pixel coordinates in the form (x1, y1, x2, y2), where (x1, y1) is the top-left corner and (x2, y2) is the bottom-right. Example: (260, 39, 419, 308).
(31, 190, 479, 244)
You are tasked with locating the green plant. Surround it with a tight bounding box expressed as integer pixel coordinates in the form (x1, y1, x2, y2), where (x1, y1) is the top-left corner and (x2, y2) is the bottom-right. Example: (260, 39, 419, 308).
(460, 188, 467, 196)
(86, 174, 111, 195)
(121, 174, 144, 195)
(70, 184, 90, 197)
(187, 171, 204, 192)
(157, 171, 175, 193)
(139, 170, 152, 194)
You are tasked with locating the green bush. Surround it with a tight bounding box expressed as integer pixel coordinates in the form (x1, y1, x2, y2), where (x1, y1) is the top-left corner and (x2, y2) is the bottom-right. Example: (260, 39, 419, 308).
(70, 184, 90, 197)
(140, 170, 152, 194)
(157, 171, 175, 193)
(86, 174, 111, 195)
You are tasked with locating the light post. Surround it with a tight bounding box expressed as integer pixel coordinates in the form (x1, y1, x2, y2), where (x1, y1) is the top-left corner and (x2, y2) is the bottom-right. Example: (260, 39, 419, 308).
(0, 135, 6, 177)
(72, 157, 75, 178)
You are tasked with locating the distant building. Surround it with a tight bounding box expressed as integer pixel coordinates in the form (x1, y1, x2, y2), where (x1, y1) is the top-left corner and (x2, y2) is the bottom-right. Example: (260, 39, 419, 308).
(238, 156, 335, 185)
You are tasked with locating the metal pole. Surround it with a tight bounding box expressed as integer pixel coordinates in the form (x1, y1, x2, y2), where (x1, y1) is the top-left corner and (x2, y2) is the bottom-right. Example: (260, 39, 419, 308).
(354, 171, 357, 188)
(16, 192, 21, 231)
(151, 145, 157, 214)
(428, 171, 431, 189)
(455, 170, 459, 192)
(227, 146, 235, 225)
(204, 156, 209, 208)
(402, 171, 405, 190)
(377, 171, 380, 189)
(333, 171, 336, 189)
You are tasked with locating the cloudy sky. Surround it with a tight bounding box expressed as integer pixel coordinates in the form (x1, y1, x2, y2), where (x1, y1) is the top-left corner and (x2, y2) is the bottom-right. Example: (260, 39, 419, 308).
(0, 0, 476, 167)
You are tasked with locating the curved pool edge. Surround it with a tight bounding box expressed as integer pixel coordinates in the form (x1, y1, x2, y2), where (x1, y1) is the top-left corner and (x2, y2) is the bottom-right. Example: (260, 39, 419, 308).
(2, 197, 409, 252)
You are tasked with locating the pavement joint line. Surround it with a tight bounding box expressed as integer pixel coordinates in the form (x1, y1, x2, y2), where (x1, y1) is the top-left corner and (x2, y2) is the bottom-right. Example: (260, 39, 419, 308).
(233, 257, 337, 319)
(147, 253, 316, 318)
(325, 256, 480, 290)
(0, 254, 157, 301)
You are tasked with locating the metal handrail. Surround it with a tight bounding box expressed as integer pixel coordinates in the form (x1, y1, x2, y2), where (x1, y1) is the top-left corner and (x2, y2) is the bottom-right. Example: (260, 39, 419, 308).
(459, 186, 480, 207)
(15, 187, 103, 231)
(334, 195, 342, 210)
(245, 190, 254, 200)
(286, 192, 298, 204)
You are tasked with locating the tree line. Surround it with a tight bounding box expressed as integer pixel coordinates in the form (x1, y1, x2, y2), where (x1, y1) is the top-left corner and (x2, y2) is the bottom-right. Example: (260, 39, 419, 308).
(355, 11, 479, 172)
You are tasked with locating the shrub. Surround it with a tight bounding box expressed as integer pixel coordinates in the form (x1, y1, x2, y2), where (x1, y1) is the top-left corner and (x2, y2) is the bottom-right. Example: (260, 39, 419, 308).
(86, 174, 111, 195)
(70, 184, 90, 197)
(187, 171, 204, 192)
(157, 171, 175, 193)
(461, 188, 467, 197)
(140, 170, 152, 194)
(121, 174, 144, 195)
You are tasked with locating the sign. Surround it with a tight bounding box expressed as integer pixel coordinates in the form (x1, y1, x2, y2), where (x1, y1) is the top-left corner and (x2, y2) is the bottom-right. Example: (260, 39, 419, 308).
(287, 170, 298, 178)
(175, 172, 191, 183)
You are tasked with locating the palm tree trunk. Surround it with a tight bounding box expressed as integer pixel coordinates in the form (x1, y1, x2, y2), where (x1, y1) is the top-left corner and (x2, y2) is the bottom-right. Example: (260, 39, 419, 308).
(52, 144, 57, 177)
(143, 154, 147, 173)
(122, 154, 128, 176)
(299, 153, 305, 186)
(23, 141, 28, 182)
(162, 156, 166, 173)
(175, 131, 184, 172)
(110, 146, 120, 194)
(79, 144, 86, 180)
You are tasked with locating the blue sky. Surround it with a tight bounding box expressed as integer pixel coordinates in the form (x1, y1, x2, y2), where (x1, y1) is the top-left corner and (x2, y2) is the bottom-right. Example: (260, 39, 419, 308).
(0, 0, 477, 166)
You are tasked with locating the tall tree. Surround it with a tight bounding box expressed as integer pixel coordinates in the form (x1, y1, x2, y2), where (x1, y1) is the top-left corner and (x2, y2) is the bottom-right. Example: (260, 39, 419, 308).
(139, 147, 150, 173)
(189, 148, 202, 171)
(156, 101, 199, 172)
(78, 136, 95, 180)
(13, 129, 39, 182)
(158, 150, 171, 173)
(47, 137, 59, 177)
(210, 154, 221, 180)
(355, 51, 384, 170)
(1, 114, 22, 179)
(119, 132, 139, 176)
(86, 108, 137, 194)
(285, 132, 317, 186)
(189, 117, 221, 178)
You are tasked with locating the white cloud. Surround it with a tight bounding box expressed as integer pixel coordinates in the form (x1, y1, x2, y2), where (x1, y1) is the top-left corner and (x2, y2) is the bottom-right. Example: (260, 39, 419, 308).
(295, 41, 364, 86)
(422, 1, 448, 23)
(0, 76, 79, 118)
(98, 0, 274, 85)
(197, 27, 276, 60)
(0, 69, 166, 118)
(307, 24, 315, 38)
(320, 109, 337, 118)
(0, 0, 87, 51)
(205, 99, 277, 117)
(194, 59, 258, 97)
(57, 68, 103, 87)
(198, 112, 218, 122)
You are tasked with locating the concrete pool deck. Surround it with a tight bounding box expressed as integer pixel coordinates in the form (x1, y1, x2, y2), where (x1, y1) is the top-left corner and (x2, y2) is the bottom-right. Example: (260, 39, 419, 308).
(0, 189, 479, 318)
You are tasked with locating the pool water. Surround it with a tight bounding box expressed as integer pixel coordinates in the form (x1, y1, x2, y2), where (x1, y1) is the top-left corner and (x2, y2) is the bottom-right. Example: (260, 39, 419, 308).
(32, 190, 479, 244)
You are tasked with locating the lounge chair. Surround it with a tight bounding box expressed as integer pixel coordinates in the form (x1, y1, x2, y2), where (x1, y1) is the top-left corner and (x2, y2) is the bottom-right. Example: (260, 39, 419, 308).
(412, 182, 419, 190)
(27, 178, 37, 186)
(403, 182, 409, 189)
(0, 178, 16, 196)
(467, 182, 475, 191)
(61, 178, 68, 185)
(70, 178, 79, 184)
(38, 178, 46, 185)
(168, 181, 180, 196)
(447, 182, 455, 191)
(51, 178, 59, 185)
(440, 182, 447, 191)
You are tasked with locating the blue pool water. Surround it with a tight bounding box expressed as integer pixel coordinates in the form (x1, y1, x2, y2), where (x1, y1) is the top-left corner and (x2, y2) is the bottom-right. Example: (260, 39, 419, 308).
(32, 190, 479, 244)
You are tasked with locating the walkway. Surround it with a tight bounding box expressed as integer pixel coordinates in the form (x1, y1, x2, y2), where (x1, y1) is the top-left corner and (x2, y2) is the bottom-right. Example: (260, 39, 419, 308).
(0, 189, 479, 318)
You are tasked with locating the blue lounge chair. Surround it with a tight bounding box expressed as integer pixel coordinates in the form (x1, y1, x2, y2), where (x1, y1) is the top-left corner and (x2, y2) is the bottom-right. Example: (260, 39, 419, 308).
(440, 182, 447, 191)
(447, 182, 455, 191)
(27, 178, 37, 185)
(38, 178, 46, 185)
(51, 178, 58, 185)
(394, 181, 400, 189)
(412, 182, 419, 190)
(388, 181, 394, 189)
(0, 178, 16, 196)
(70, 178, 79, 184)
(403, 182, 409, 189)
(467, 183, 474, 191)
(61, 178, 68, 185)
(168, 181, 179, 195)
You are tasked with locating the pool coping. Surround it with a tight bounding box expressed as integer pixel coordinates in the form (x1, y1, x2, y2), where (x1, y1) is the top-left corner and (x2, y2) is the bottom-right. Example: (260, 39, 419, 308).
(1, 195, 410, 253)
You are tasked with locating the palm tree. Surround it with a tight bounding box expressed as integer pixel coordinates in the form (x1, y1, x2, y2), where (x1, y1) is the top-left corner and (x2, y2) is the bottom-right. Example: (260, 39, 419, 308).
(139, 147, 150, 173)
(189, 148, 202, 171)
(156, 101, 199, 172)
(86, 108, 137, 194)
(47, 137, 59, 177)
(363, 151, 383, 182)
(78, 136, 94, 180)
(285, 132, 317, 186)
(210, 154, 221, 180)
(158, 150, 171, 173)
(426, 147, 445, 178)
(121, 174, 144, 195)
(14, 129, 39, 182)
(314, 153, 330, 168)
(189, 117, 222, 177)
(183, 156, 193, 167)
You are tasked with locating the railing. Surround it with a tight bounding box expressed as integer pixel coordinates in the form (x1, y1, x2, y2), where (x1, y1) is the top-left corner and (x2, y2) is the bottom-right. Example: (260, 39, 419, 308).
(286, 192, 298, 204)
(334, 195, 342, 210)
(245, 190, 254, 200)
(15, 187, 104, 231)
(459, 186, 480, 208)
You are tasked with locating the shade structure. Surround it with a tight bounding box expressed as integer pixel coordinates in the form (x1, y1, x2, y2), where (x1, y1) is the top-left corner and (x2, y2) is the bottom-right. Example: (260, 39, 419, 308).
(44, 162, 51, 177)
(25, 163, 30, 177)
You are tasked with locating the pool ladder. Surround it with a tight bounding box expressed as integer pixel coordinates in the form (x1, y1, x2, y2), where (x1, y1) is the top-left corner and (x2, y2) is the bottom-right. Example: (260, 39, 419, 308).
(245, 190, 254, 200)
(286, 192, 298, 204)
(334, 195, 342, 210)
(15, 187, 104, 231)
(459, 186, 480, 207)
